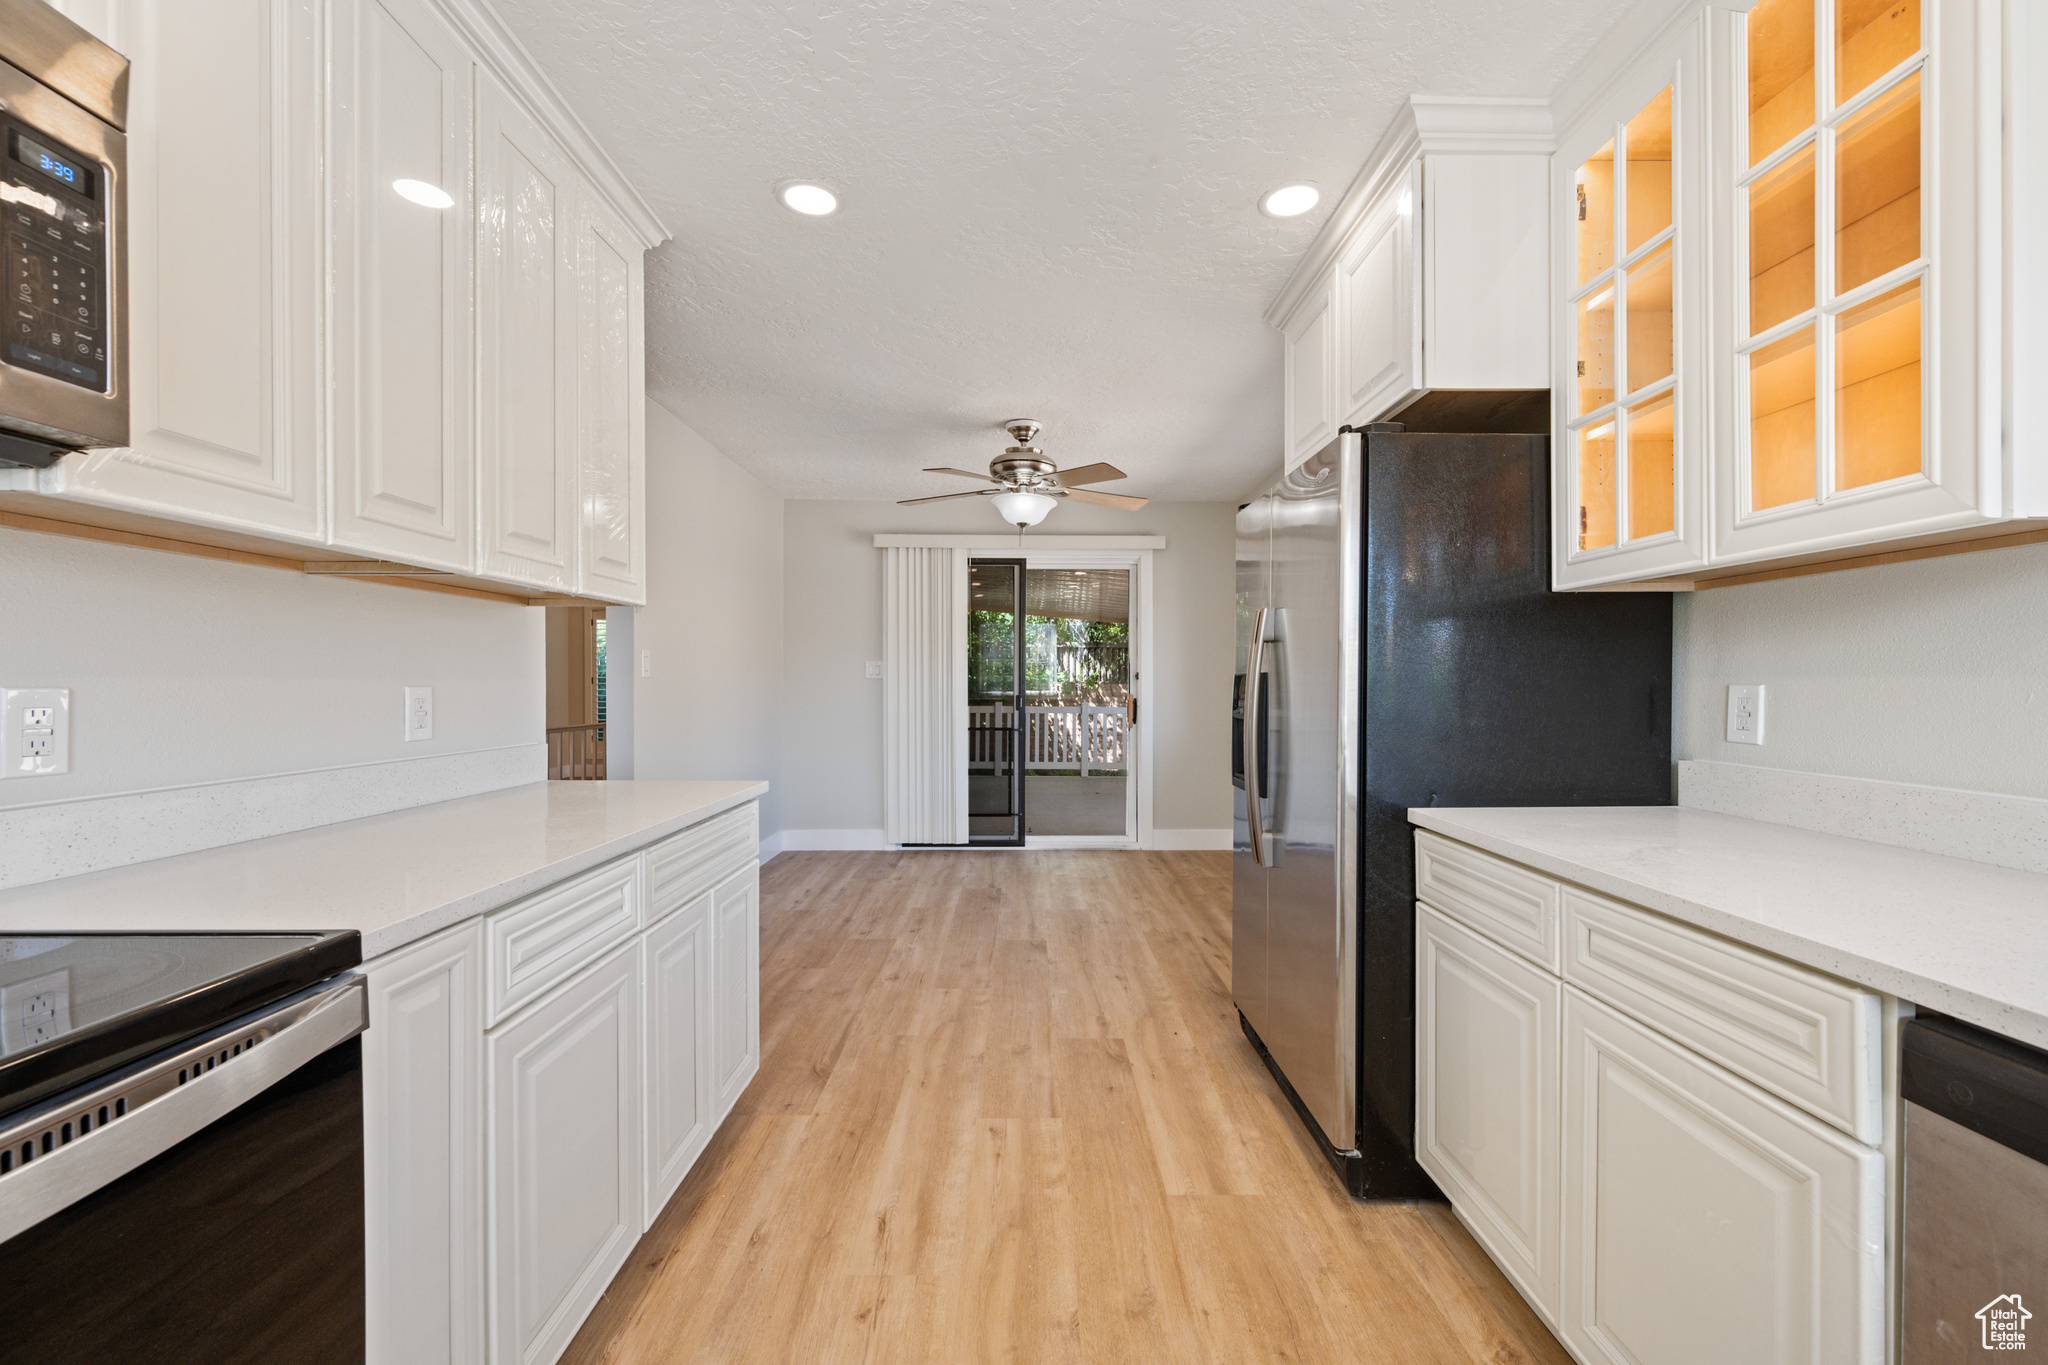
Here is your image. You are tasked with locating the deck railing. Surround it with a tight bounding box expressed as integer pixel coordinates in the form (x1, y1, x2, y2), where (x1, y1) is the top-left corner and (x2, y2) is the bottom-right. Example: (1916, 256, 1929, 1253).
(548, 723, 606, 780)
(967, 704, 1128, 775)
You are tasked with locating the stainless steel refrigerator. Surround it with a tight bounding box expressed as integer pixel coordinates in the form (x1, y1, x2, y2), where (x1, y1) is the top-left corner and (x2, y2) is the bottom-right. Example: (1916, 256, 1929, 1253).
(1232, 425, 1671, 1198)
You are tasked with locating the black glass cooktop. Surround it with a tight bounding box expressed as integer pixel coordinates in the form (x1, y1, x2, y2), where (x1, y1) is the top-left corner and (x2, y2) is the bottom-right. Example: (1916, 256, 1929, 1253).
(0, 931, 360, 1118)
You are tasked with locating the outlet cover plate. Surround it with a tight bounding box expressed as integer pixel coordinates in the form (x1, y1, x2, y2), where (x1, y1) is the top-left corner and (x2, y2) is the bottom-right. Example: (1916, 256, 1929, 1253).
(404, 686, 434, 742)
(3, 687, 69, 777)
(1726, 683, 1766, 745)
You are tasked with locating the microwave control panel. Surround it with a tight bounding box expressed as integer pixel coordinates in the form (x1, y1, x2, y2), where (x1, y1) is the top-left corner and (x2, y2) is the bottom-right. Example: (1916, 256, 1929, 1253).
(0, 114, 108, 393)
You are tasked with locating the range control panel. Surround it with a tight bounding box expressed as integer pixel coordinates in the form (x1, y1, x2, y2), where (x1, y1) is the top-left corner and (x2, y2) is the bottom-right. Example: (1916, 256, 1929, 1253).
(1, 115, 108, 392)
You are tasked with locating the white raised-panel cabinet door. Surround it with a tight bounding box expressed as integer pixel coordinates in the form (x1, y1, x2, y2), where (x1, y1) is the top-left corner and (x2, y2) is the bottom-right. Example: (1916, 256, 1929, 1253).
(40, 0, 322, 542)
(329, 0, 473, 570)
(1552, 17, 1711, 589)
(1709, 0, 1995, 566)
(1560, 989, 1884, 1365)
(1282, 275, 1337, 471)
(363, 923, 485, 1365)
(489, 944, 641, 1365)
(1338, 175, 1419, 427)
(642, 891, 713, 1227)
(1415, 905, 1561, 1326)
(574, 189, 645, 604)
(476, 78, 577, 592)
(711, 864, 759, 1114)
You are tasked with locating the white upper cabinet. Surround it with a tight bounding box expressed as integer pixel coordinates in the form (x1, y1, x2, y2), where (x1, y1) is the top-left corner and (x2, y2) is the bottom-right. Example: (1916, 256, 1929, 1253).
(476, 77, 577, 591)
(329, 0, 475, 571)
(1553, 18, 1711, 588)
(1281, 286, 1336, 469)
(1548, 0, 2041, 587)
(19, 0, 662, 605)
(37, 0, 323, 542)
(1336, 167, 1418, 432)
(1711, 0, 1990, 565)
(1270, 99, 1552, 471)
(573, 189, 646, 604)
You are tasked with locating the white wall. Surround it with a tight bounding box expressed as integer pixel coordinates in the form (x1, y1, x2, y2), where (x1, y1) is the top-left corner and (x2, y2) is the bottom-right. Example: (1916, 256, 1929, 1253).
(0, 525, 544, 884)
(1673, 541, 2048, 799)
(629, 400, 786, 833)
(781, 498, 1236, 841)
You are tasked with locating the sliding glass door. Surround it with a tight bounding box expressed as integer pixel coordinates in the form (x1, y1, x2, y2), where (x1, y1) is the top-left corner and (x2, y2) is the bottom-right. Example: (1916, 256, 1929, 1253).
(1018, 567, 1133, 840)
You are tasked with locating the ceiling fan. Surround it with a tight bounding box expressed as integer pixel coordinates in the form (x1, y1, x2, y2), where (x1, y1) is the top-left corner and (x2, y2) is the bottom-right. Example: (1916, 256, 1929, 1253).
(898, 420, 1148, 528)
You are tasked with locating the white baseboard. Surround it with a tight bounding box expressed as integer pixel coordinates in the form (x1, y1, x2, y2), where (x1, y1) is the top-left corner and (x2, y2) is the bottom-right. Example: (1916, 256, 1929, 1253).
(1150, 828, 1234, 851)
(0, 744, 548, 891)
(766, 827, 1233, 856)
(778, 828, 891, 852)
(1677, 760, 2048, 877)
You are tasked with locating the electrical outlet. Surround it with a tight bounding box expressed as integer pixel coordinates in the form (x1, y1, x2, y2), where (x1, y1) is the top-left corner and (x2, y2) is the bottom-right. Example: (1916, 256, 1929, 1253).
(0, 969, 71, 1053)
(1726, 684, 1766, 745)
(640, 649, 651, 678)
(865, 661, 884, 679)
(404, 686, 433, 742)
(2, 688, 69, 777)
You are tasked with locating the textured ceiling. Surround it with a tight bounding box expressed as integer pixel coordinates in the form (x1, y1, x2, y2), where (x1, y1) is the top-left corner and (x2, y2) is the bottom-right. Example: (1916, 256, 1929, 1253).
(494, 0, 1635, 501)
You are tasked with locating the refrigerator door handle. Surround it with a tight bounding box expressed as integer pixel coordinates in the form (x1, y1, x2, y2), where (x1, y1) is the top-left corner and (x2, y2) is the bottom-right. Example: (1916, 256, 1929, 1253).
(1244, 606, 1267, 867)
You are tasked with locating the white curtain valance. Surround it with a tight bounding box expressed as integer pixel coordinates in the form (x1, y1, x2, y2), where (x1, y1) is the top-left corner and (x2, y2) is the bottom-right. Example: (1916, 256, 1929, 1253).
(881, 546, 967, 845)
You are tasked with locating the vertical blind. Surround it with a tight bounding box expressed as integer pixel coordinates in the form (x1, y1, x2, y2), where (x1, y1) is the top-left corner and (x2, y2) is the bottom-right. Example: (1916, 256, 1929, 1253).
(881, 546, 968, 844)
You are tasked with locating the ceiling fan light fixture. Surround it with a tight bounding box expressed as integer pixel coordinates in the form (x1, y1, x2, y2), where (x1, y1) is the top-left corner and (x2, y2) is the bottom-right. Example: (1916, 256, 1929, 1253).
(990, 490, 1057, 528)
(1259, 182, 1320, 218)
(776, 180, 839, 216)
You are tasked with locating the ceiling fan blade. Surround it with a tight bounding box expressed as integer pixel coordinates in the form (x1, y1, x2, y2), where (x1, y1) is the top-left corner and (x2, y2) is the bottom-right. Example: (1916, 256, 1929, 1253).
(1054, 462, 1127, 486)
(897, 489, 999, 505)
(1060, 487, 1147, 510)
(922, 467, 1001, 484)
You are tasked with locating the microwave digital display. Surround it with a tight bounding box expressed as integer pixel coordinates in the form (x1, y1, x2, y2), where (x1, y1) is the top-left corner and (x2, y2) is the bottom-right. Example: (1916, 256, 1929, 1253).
(11, 132, 94, 199)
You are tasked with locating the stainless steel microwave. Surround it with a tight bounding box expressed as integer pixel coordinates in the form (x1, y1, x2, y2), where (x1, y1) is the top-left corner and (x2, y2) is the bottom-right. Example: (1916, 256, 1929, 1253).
(0, 0, 125, 464)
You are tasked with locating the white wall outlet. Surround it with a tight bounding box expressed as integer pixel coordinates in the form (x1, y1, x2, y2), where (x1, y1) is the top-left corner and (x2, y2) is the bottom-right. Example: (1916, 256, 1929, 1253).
(640, 649, 651, 678)
(2, 687, 69, 777)
(0, 968, 72, 1051)
(865, 661, 884, 679)
(403, 686, 434, 742)
(1726, 683, 1766, 745)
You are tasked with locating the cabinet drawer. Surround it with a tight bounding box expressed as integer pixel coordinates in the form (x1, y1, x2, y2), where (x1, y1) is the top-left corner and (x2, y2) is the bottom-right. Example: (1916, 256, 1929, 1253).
(1562, 888, 1881, 1143)
(1415, 831, 1561, 970)
(644, 804, 757, 928)
(484, 855, 642, 1026)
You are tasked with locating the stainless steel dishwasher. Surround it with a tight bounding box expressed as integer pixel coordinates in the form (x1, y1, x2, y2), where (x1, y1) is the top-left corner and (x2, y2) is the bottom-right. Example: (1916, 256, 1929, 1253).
(1902, 1015, 2048, 1360)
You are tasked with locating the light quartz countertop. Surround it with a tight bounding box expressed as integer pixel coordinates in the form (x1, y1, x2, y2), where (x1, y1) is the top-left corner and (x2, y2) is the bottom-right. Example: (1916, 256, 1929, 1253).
(0, 780, 768, 960)
(1409, 805, 2048, 1052)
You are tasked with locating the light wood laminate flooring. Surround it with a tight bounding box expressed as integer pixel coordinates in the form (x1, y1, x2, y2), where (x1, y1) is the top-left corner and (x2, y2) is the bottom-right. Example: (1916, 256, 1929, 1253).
(563, 851, 1570, 1365)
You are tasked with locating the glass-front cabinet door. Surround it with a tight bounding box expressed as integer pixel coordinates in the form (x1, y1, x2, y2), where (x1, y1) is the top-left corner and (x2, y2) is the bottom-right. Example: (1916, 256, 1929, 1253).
(1553, 19, 1710, 588)
(1713, 0, 1993, 563)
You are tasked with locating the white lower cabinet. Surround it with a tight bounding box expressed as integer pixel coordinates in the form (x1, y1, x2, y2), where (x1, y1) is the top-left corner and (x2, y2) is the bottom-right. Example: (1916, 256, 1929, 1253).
(1415, 830, 1890, 1365)
(1415, 904, 1561, 1324)
(711, 864, 760, 1111)
(642, 891, 713, 1226)
(1560, 990, 1884, 1365)
(362, 922, 486, 1365)
(488, 942, 642, 1365)
(361, 802, 762, 1365)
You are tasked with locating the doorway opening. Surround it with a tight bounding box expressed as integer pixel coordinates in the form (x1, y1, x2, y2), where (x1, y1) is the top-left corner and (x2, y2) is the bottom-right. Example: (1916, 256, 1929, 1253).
(967, 560, 1135, 844)
(545, 604, 607, 779)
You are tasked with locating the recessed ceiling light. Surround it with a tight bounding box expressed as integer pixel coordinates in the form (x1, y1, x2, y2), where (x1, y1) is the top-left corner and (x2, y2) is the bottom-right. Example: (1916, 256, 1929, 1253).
(1259, 183, 1320, 219)
(777, 181, 839, 216)
(392, 178, 454, 209)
